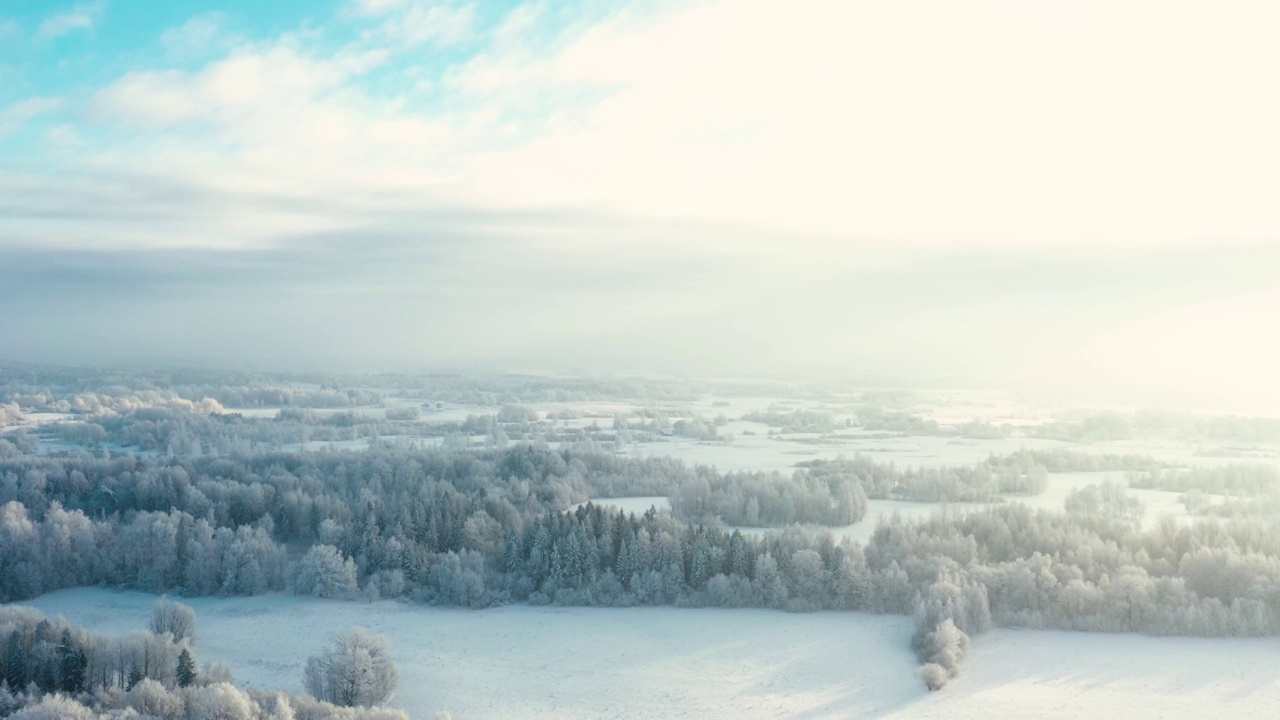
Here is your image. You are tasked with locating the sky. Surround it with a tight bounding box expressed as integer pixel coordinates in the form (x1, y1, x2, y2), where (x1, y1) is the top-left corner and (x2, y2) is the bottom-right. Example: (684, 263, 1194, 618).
(1, 0, 1279, 408)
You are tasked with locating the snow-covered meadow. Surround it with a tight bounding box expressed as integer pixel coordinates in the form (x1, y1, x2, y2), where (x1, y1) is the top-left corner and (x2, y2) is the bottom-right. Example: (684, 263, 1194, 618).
(20, 588, 1280, 720)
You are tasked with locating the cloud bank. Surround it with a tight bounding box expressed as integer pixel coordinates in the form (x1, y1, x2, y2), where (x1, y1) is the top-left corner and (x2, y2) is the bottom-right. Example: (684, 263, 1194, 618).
(3, 0, 1280, 406)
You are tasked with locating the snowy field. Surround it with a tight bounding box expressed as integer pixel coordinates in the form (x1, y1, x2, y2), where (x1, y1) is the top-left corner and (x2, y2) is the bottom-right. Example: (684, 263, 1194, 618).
(20, 589, 921, 720)
(17, 588, 1280, 720)
(882, 628, 1280, 720)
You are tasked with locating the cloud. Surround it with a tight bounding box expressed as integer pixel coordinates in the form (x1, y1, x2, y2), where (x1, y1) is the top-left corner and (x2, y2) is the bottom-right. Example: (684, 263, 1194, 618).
(159, 13, 229, 60)
(350, 0, 409, 17)
(0, 18, 19, 39)
(378, 2, 476, 47)
(35, 1, 104, 41)
(0, 97, 61, 134)
(64, 0, 1280, 255)
(7, 0, 1280, 398)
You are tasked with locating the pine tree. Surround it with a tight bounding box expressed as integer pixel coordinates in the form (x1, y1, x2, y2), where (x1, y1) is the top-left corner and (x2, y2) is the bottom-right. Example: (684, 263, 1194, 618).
(176, 648, 197, 688)
(127, 666, 144, 691)
(6, 630, 26, 688)
(58, 629, 87, 693)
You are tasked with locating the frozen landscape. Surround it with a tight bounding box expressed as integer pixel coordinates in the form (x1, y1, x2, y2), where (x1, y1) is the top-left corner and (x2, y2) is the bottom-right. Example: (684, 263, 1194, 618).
(21, 588, 1280, 720)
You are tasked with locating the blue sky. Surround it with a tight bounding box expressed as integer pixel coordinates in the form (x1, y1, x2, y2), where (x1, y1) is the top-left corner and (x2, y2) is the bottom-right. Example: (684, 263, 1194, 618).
(2, 0, 1280, 407)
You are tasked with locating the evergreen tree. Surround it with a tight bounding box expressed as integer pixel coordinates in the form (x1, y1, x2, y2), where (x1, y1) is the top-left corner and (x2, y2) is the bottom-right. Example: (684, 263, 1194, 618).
(6, 630, 25, 688)
(58, 629, 87, 693)
(177, 648, 198, 688)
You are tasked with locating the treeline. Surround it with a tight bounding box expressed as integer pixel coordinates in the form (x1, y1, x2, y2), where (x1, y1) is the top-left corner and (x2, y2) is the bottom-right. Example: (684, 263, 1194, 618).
(0, 447, 695, 602)
(1128, 463, 1280, 497)
(39, 407, 410, 455)
(800, 453, 1048, 502)
(1032, 409, 1280, 444)
(36, 404, 648, 457)
(669, 470, 867, 526)
(870, 506, 1280, 636)
(0, 501, 286, 601)
(742, 408, 838, 433)
(0, 605, 410, 720)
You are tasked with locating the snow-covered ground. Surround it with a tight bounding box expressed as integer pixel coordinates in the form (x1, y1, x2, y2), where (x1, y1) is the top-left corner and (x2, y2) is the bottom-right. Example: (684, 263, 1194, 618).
(19, 589, 920, 720)
(572, 496, 671, 516)
(884, 628, 1280, 720)
(17, 589, 1280, 720)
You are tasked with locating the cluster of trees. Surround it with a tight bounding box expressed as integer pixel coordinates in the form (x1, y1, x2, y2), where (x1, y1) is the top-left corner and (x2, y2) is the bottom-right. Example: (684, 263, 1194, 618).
(800, 453, 1048, 502)
(669, 469, 867, 526)
(742, 407, 838, 433)
(0, 604, 409, 719)
(1063, 480, 1145, 523)
(854, 407, 941, 435)
(1, 403, 25, 429)
(1, 601, 207, 702)
(0, 500, 286, 602)
(1127, 463, 1280, 497)
(1031, 409, 1280, 444)
(494, 503, 916, 613)
(671, 415, 729, 443)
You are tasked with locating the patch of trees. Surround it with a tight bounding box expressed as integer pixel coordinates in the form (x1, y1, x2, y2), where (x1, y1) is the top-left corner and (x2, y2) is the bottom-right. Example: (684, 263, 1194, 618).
(1063, 480, 1145, 523)
(670, 415, 727, 442)
(0, 604, 409, 719)
(1031, 410, 1280, 444)
(742, 407, 837, 433)
(800, 453, 1048, 502)
(854, 407, 941, 435)
(1127, 463, 1280, 497)
(669, 469, 867, 526)
(995, 449, 1168, 474)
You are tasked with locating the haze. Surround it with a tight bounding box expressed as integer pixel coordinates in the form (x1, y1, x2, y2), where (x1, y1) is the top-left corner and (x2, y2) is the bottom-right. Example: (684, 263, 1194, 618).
(2, 0, 1279, 408)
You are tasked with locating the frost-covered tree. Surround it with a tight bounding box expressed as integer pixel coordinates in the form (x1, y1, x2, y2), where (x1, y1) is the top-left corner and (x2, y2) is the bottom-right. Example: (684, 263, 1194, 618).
(303, 628, 399, 708)
(150, 596, 198, 643)
(294, 545, 358, 599)
(177, 648, 198, 687)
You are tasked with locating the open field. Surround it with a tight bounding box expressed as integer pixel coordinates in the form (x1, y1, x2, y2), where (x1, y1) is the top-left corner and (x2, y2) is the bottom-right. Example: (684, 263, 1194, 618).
(18, 588, 1280, 720)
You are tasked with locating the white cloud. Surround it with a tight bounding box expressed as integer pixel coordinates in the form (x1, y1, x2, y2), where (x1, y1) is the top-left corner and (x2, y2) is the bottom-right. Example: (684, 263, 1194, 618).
(351, 0, 409, 17)
(1, 97, 61, 124)
(442, 0, 1280, 246)
(0, 97, 61, 137)
(379, 2, 476, 47)
(14, 0, 1280, 396)
(160, 13, 227, 60)
(51, 0, 1279, 259)
(0, 18, 20, 39)
(35, 1, 104, 41)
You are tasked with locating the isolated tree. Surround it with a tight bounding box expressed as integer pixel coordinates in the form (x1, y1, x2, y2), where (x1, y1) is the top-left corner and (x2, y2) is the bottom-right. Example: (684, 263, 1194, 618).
(150, 595, 198, 643)
(303, 628, 399, 707)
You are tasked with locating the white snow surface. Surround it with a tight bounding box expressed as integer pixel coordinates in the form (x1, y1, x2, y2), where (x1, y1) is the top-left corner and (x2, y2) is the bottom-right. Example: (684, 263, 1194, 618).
(17, 589, 1280, 720)
(20, 589, 920, 720)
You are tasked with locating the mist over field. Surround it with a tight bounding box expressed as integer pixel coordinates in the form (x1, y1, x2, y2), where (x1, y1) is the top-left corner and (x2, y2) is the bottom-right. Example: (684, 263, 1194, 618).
(3, 1, 1280, 718)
